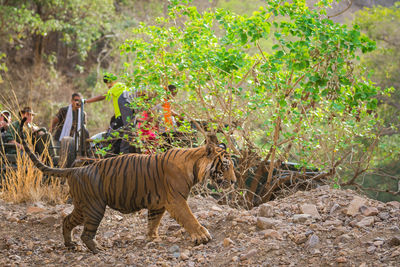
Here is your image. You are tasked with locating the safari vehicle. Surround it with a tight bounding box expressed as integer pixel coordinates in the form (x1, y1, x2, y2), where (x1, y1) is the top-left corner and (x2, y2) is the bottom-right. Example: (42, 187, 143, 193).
(0, 136, 60, 180)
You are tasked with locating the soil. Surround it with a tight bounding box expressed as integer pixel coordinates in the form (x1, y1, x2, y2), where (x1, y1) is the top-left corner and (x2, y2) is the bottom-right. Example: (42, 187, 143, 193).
(0, 186, 399, 266)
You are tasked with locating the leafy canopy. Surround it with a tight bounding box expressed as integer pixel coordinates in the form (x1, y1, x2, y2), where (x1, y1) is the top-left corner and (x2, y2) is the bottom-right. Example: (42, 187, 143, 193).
(119, 0, 380, 171)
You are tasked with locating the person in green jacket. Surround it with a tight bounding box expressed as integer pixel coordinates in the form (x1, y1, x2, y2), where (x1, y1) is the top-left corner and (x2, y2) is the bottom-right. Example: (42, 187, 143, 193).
(85, 74, 137, 153)
(85, 74, 135, 128)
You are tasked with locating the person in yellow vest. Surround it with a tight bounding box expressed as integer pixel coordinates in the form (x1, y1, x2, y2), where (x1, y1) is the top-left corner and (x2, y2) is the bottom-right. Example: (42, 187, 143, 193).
(85, 74, 135, 153)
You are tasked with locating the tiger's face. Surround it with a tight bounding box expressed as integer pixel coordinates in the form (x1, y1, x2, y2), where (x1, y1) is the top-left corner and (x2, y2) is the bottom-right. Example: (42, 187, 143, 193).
(206, 143, 237, 184)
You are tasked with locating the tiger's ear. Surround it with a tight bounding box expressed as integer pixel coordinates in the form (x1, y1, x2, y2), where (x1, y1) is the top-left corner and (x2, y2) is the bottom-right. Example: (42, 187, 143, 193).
(206, 142, 215, 157)
(206, 133, 218, 145)
(205, 133, 218, 157)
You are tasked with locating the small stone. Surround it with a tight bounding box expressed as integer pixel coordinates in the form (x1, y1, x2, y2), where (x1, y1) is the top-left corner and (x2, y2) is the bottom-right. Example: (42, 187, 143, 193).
(40, 215, 57, 225)
(329, 203, 341, 215)
(323, 220, 342, 227)
(373, 240, 384, 247)
(223, 238, 234, 247)
(293, 234, 307, 244)
(305, 234, 320, 249)
(391, 247, 400, 257)
(172, 252, 180, 258)
(293, 214, 312, 223)
(211, 205, 223, 212)
(338, 234, 352, 242)
(256, 217, 280, 230)
(360, 206, 379, 217)
(103, 231, 114, 238)
(169, 245, 180, 253)
(26, 206, 46, 214)
(387, 236, 400, 247)
(366, 246, 376, 254)
(167, 224, 181, 231)
(347, 196, 366, 216)
(258, 203, 274, 218)
(378, 212, 390, 220)
(114, 215, 123, 221)
(126, 255, 136, 265)
(300, 204, 321, 219)
(336, 257, 347, 263)
(263, 229, 282, 240)
(180, 251, 189, 261)
(355, 217, 374, 228)
(387, 201, 400, 209)
(240, 248, 258, 261)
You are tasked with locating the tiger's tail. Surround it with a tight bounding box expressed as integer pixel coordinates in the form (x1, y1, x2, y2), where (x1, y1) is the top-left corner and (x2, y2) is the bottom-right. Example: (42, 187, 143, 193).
(19, 118, 74, 177)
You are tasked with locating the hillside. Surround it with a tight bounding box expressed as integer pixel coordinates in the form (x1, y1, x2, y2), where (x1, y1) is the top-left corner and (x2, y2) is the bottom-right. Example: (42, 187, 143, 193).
(1, 187, 399, 266)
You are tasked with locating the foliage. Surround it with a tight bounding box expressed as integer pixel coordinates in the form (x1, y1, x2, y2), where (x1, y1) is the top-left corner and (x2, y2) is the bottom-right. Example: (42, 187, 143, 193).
(0, 0, 114, 60)
(117, 0, 381, 203)
(343, 3, 400, 201)
(354, 3, 400, 161)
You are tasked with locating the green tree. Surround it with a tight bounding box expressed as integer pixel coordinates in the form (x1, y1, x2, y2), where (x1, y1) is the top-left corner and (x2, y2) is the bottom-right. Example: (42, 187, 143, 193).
(116, 0, 382, 206)
(0, 0, 114, 67)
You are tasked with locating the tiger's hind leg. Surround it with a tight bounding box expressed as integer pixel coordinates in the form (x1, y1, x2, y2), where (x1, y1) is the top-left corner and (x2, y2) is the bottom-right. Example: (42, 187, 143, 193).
(147, 208, 166, 239)
(63, 207, 84, 248)
(80, 203, 106, 254)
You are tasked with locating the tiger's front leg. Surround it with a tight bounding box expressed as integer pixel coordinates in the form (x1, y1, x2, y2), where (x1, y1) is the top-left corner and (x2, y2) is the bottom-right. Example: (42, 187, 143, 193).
(166, 198, 211, 245)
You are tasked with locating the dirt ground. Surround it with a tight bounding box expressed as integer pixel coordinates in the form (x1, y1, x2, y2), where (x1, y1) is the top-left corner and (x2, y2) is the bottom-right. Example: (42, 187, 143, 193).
(1, 186, 399, 266)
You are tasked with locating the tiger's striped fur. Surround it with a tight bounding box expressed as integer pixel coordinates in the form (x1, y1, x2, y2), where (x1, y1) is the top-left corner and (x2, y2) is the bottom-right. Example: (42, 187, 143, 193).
(20, 119, 236, 253)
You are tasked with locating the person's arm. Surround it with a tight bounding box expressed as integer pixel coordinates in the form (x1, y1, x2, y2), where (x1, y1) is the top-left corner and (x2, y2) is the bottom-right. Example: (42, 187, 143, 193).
(85, 95, 106, 104)
(50, 116, 59, 133)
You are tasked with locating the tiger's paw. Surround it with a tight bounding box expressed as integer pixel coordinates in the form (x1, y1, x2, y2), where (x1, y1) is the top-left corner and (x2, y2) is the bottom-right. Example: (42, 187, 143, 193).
(64, 241, 78, 248)
(146, 233, 159, 241)
(82, 239, 104, 254)
(191, 226, 212, 245)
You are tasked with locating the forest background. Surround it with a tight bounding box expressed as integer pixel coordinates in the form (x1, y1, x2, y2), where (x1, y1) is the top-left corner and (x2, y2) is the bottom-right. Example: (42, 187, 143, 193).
(0, 0, 399, 204)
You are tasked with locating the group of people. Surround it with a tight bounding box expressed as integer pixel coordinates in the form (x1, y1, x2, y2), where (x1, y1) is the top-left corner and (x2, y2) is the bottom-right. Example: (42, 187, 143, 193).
(0, 74, 181, 158)
(0, 107, 55, 161)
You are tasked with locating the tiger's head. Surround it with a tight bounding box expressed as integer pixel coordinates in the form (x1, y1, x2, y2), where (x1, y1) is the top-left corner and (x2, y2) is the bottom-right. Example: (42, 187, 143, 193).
(204, 142, 237, 184)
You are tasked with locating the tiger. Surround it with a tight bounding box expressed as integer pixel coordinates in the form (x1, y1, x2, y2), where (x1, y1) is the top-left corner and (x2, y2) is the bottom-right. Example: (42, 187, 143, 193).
(19, 118, 236, 253)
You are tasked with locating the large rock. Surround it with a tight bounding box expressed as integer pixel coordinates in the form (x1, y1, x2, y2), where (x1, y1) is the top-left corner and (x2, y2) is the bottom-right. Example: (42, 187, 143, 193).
(347, 196, 366, 216)
(300, 204, 321, 219)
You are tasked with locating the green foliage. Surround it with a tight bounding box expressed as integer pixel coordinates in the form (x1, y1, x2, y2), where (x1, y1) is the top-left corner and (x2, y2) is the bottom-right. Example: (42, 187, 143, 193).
(0, 0, 114, 60)
(355, 5, 400, 114)
(118, 0, 381, 173)
(353, 3, 400, 185)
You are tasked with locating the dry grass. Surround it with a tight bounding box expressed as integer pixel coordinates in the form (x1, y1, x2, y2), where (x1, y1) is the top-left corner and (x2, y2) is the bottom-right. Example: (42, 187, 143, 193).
(0, 145, 69, 205)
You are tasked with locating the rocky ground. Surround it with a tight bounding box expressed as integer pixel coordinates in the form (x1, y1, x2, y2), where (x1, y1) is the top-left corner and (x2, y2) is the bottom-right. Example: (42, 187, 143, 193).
(0, 186, 399, 266)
